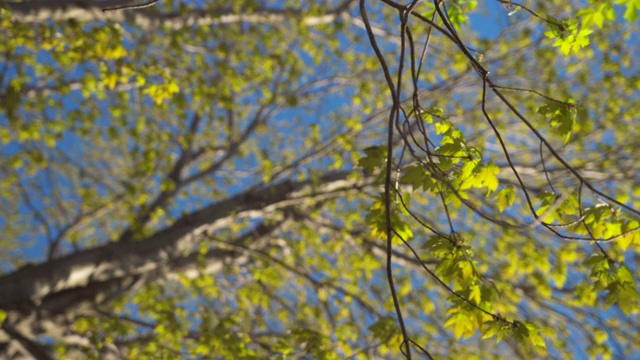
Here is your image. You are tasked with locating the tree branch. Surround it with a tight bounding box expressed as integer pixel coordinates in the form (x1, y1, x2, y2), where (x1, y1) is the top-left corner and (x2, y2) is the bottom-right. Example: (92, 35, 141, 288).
(0, 170, 368, 310)
(4, 0, 355, 27)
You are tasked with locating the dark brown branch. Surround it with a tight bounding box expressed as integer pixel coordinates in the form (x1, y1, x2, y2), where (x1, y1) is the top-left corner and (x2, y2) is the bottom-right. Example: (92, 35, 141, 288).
(101, 0, 157, 12)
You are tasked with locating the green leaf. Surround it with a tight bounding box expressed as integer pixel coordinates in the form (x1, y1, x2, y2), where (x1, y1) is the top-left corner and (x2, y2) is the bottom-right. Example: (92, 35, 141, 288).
(482, 321, 498, 340)
(616, 0, 640, 22)
(358, 145, 386, 173)
(493, 186, 516, 212)
(2, 84, 21, 124)
(426, 105, 444, 117)
(402, 165, 428, 191)
(469, 284, 482, 304)
(474, 162, 500, 194)
(368, 316, 397, 341)
(605, 281, 640, 315)
(616, 264, 636, 285)
(444, 311, 474, 339)
(523, 322, 547, 349)
(537, 101, 579, 143)
(435, 120, 451, 134)
(578, 3, 615, 28)
(545, 19, 593, 55)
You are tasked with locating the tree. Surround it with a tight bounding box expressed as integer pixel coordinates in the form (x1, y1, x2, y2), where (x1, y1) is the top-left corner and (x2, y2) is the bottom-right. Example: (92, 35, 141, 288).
(0, 0, 638, 358)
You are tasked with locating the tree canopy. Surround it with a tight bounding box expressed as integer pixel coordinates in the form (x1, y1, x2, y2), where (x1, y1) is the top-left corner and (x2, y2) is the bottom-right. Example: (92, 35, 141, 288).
(0, 0, 639, 358)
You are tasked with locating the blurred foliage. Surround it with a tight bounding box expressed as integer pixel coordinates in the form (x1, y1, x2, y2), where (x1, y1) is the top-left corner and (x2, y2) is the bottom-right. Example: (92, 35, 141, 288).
(0, 0, 639, 359)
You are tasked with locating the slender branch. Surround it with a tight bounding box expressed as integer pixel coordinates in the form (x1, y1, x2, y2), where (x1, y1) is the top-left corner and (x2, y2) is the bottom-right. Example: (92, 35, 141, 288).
(101, 0, 158, 12)
(359, 0, 415, 357)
